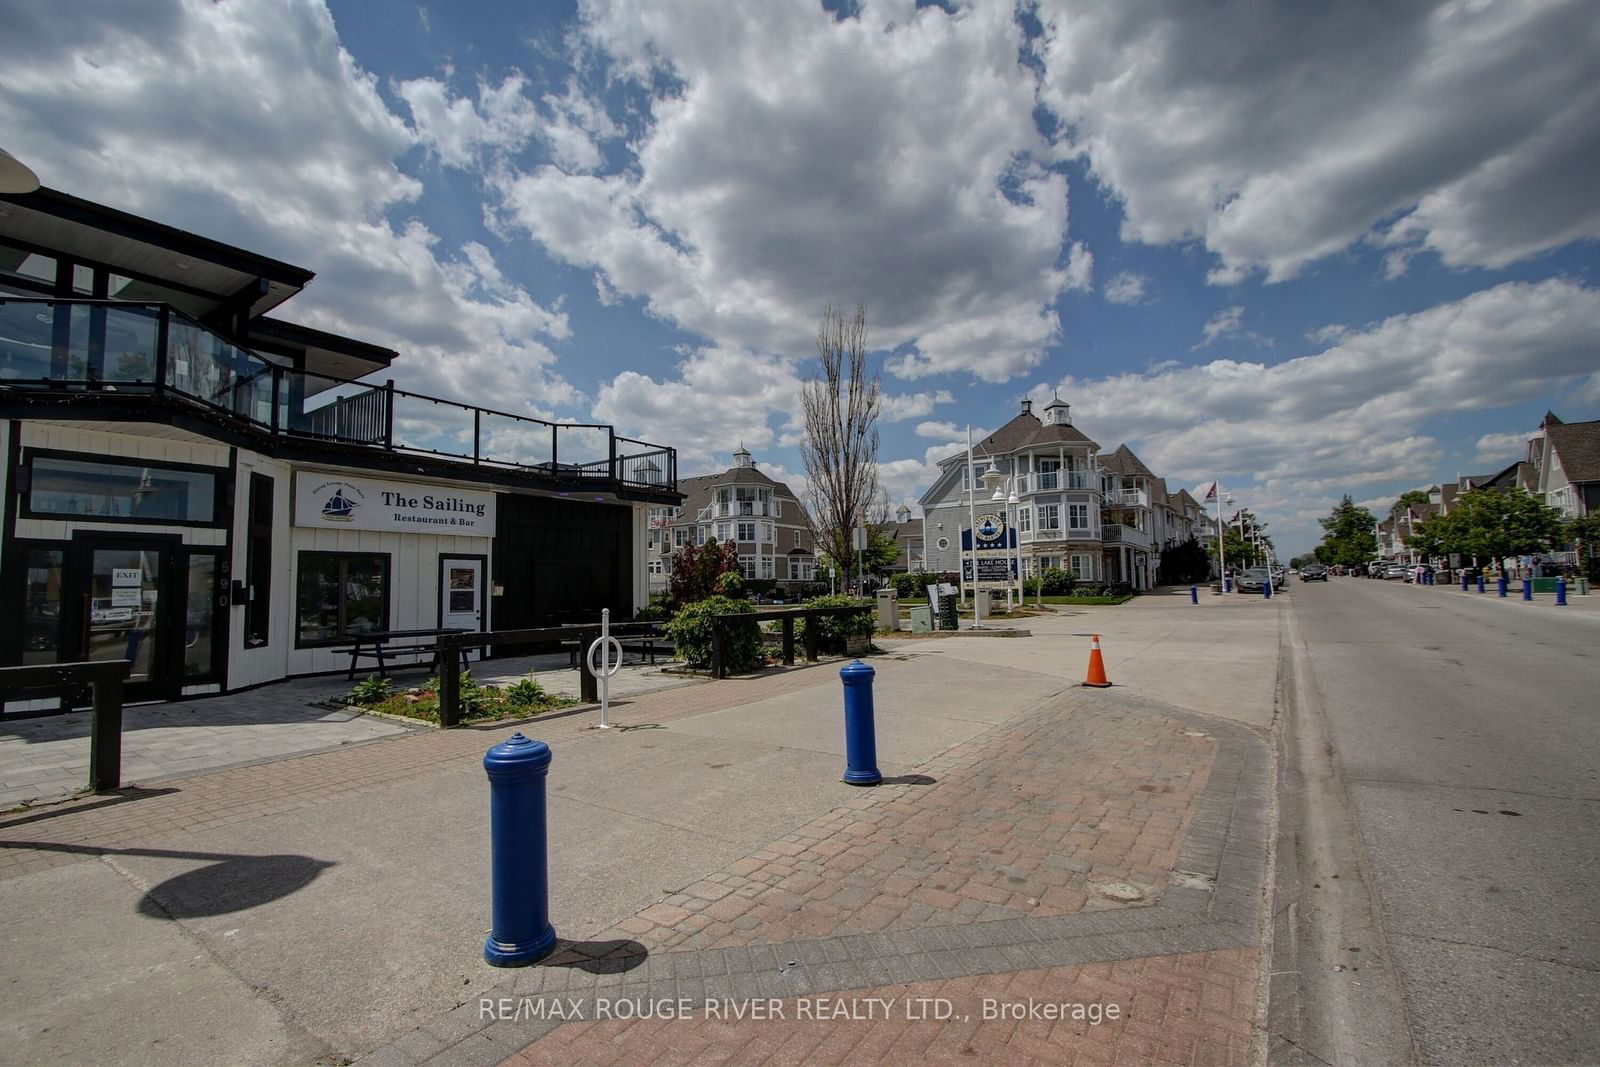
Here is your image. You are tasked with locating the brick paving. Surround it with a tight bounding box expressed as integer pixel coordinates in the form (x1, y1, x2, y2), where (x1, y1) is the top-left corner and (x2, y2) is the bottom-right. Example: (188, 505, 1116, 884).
(598, 700, 1214, 953)
(352, 683, 1273, 1066)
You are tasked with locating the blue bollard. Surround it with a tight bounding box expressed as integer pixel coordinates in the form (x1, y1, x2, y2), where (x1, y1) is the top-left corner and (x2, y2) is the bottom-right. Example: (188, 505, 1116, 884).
(840, 660, 882, 786)
(1498, 575, 1508, 598)
(1461, 573, 1470, 591)
(1556, 578, 1568, 606)
(1477, 574, 1486, 594)
(1223, 576, 1233, 593)
(1522, 578, 1532, 601)
(1263, 577, 1272, 599)
(1190, 585, 1199, 604)
(483, 733, 558, 966)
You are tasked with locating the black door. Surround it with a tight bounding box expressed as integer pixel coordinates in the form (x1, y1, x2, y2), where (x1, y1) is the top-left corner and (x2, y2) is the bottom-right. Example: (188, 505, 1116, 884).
(64, 536, 176, 702)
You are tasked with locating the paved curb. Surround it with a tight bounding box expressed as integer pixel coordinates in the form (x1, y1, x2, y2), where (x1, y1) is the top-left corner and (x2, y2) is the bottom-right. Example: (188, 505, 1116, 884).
(357, 696, 1273, 1066)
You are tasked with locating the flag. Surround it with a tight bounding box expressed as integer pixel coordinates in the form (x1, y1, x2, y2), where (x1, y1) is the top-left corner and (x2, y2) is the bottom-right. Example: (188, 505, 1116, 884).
(1199, 481, 1218, 503)
(1407, 506, 1421, 525)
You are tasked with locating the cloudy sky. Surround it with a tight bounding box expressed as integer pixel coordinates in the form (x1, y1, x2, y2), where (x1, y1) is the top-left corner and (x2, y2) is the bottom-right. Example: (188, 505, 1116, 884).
(4, 0, 1597, 555)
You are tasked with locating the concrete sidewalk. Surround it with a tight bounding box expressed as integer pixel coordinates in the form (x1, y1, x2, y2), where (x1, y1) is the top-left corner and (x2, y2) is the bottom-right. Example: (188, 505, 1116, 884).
(0, 593, 1279, 1066)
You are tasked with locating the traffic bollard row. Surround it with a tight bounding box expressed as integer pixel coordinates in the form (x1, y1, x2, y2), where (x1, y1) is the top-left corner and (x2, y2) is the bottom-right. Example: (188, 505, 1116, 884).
(1522, 578, 1533, 601)
(1190, 585, 1199, 604)
(1557, 578, 1568, 606)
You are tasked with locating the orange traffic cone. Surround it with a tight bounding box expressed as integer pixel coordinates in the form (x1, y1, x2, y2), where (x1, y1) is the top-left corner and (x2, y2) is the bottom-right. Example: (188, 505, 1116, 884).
(1082, 633, 1112, 688)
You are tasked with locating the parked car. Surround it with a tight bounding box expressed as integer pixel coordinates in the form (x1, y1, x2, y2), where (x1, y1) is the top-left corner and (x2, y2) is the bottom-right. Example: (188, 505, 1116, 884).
(1367, 561, 1387, 578)
(1237, 567, 1271, 592)
(1383, 564, 1410, 580)
(1301, 565, 1328, 582)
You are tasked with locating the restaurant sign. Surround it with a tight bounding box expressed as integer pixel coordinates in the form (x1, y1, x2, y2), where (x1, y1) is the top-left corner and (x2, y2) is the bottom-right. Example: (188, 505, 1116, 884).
(294, 473, 495, 536)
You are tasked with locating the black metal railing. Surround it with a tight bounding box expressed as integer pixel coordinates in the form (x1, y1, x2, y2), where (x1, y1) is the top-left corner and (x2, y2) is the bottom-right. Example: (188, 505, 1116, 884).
(0, 298, 677, 493)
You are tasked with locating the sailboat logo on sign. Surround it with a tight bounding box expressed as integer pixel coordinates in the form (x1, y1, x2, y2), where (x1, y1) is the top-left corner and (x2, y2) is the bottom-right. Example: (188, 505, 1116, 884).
(318, 482, 364, 522)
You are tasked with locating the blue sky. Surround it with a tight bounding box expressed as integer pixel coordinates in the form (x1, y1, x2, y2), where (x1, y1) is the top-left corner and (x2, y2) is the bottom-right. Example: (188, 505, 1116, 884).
(4, 0, 1598, 556)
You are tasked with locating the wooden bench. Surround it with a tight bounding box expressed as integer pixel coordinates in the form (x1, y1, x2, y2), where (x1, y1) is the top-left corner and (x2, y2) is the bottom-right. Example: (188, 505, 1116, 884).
(565, 636, 674, 667)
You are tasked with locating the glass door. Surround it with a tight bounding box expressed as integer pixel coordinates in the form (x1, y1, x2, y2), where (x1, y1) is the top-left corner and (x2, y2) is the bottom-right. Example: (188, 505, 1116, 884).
(70, 540, 170, 700)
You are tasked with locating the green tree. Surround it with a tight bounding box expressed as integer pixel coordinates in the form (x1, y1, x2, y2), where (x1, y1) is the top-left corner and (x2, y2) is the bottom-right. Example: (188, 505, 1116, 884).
(1159, 535, 1213, 584)
(1316, 496, 1379, 567)
(1221, 529, 1263, 569)
(1403, 515, 1447, 561)
(1425, 489, 1564, 565)
(1568, 513, 1600, 580)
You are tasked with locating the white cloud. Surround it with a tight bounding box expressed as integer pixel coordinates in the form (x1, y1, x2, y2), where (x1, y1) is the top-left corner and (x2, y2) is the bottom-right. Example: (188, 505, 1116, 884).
(1103, 271, 1150, 305)
(592, 345, 803, 469)
(881, 390, 955, 422)
(1471, 431, 1531, 467)
(0, 0, 577, 417)
(1064, 241, 1094, 291)
(1034, 0, 1600, 282)
(396, 73, 543, 169)
(1054, 278, 1600, 550)
(1196, 306, 1245, 348)
(493, 0, 1072, 381)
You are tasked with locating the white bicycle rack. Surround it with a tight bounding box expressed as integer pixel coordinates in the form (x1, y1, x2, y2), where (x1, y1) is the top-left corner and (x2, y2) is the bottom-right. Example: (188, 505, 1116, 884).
(585, 608, 624, 729)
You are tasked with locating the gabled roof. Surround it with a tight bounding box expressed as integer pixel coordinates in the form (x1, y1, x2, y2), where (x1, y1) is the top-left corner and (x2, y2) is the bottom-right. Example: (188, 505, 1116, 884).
(1477, 459, 1536, 493)
(669, 463, 806, 528)
(1173, 489, 1203, 512)
(1098, 444, 1157, 480)
(1547, 418, 1600, 483)
(938, 412, 1097, 464)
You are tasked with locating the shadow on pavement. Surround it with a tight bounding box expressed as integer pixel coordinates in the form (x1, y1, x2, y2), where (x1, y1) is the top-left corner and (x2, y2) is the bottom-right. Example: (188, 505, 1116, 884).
(0, 787, 180, 828)
(540, 938, 648, 974)
(0, 838, 334, 918)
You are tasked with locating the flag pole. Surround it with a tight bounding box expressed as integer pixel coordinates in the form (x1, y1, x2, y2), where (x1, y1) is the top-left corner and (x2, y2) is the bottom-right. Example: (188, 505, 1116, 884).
(1214, 482, 1227, 593)
(966, 425, 980, 625)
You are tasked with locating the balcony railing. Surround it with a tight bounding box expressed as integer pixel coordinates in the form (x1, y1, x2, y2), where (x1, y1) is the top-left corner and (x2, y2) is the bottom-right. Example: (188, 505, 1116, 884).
(0, 299, 676, 493)
(1102, 522, 1153, 547)
(1017, 470, 1093, 494)
(1105, 487, 1149, 508)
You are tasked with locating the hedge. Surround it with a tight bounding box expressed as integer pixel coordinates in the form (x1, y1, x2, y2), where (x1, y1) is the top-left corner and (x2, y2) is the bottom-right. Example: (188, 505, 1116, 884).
(665, 596, 763, 673)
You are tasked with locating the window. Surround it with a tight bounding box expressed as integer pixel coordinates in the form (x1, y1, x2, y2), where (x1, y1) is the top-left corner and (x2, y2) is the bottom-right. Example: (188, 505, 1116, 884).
(1039, 555, 1062, 572)
(716, 522, 732, 542)
(675, 527, 694, 547)
(184, 552, 221, 679)
(737, 521, 757, 542)
(1070, 554, 1094, 580)
(25, 453, 224, 526)
(761, 557, 774, 580)
(1039, 504, 1061, 532)
(936, 536, 950, 551)
(296, 553, 388, 646)
(1068, 504, 1089, 530)
(792, 529, 801, 547)
(20, 546, 64, 666)
(0, 241, 57, 287)
(761, 522, 774, 543)
(1038, 459, 1060, 490)
(245, 473, 273, 647)
(738, 555, 756, 579)
(648, 559, 663, 575)
(1018, 506, 1031, 534)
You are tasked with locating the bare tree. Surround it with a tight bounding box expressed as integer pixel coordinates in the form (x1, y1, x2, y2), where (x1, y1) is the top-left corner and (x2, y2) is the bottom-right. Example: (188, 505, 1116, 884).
(800, 304, 882, 590)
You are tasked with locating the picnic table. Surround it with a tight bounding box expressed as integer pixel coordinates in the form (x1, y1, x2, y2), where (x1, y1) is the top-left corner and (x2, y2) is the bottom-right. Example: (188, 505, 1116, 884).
(340, 628, 473, 681)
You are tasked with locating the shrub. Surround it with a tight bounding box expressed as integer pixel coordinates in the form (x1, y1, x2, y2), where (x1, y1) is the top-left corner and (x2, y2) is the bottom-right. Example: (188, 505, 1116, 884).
(505, 675, 548, 706)
(890, 572, 930, 599)
(347, 675, 392, 706)
(796, 594, 875, 655)
(713, 570, 746, 598)
(666, 596, 763, 672)
(632, 603, 671, 622)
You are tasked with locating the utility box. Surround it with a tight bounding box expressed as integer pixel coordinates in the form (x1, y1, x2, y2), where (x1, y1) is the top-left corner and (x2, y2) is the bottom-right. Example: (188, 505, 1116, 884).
(875, 588, 901, 630)
(909, 605, 933, 632)
(973, 588, 991, 619)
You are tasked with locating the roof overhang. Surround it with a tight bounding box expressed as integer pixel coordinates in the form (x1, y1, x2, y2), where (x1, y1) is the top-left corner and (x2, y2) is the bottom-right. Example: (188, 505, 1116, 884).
(0, 187, 313, 318)
(248, 316, 396, 382)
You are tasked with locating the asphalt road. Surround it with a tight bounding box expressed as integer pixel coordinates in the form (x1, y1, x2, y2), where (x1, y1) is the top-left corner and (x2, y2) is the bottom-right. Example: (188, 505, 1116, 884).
(1283, 576, 1600, 1064)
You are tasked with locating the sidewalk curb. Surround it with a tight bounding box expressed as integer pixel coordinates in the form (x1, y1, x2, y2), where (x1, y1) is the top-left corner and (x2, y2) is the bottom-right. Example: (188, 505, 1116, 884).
(357, 694, 1275, 1066)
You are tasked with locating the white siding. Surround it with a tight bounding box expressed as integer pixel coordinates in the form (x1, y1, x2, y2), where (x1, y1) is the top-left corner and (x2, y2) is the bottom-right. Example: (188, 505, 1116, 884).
(286, 515, 491, 678)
